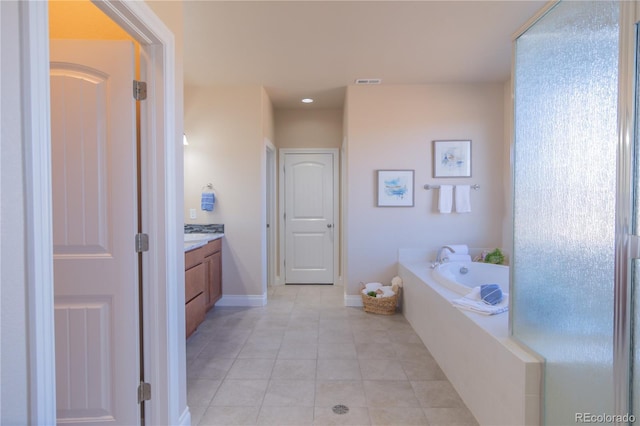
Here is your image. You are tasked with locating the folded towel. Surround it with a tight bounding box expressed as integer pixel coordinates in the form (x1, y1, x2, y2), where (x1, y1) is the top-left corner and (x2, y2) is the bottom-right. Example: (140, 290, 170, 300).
(364, 282, 383, 292)
(443, 254, 472, 262)
(438, 185, 453, 213)
(379, 287, 396, 297)
(480, 284, 503, 305)
(452, 286, 508, 315)
(455, 185, 471, 213)
(445, 244, 469, 255)
(201, 192, 215, 211)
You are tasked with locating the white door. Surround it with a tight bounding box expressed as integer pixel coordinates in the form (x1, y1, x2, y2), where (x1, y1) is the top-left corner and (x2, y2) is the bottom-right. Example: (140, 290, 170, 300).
(283, 152, 336, 284)
(51, 40, 140, 426)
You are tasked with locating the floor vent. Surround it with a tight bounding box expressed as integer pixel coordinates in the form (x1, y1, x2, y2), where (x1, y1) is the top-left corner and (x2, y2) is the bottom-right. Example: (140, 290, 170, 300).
(332, 405, 349, 415)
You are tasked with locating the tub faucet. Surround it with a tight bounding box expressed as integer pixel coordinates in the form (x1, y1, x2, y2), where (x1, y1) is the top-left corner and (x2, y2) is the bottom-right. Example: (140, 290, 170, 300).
(436, 246, 456, 264)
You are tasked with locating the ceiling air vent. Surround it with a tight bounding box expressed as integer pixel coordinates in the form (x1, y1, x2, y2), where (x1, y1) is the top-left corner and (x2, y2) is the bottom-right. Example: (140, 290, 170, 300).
(355, 78, 382, 85)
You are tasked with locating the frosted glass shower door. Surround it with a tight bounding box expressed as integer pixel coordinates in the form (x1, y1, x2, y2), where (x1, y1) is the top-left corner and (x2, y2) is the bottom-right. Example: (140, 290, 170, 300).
(512, 1, 619, 424)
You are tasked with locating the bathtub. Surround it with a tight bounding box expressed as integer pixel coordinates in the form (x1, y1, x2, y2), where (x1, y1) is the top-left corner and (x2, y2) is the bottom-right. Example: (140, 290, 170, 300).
(398, 249, 541, 426)
(432, 261, 509, 295)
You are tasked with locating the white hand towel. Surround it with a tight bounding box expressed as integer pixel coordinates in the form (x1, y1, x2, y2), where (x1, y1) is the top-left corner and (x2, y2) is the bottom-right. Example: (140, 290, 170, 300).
(451, 286, 509, 316)
(438, 185, 453, 213)
(455, 185, 471, 213)
(380, 287, 396, 297)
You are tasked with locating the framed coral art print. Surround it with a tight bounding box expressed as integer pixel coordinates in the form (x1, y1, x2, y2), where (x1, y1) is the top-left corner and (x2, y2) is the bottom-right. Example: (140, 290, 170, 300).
(376, 169, 414, 207)
(433, 140, 472, 178)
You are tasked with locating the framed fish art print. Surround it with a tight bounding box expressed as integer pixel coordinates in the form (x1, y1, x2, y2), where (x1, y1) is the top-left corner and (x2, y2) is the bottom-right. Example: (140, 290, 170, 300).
(433, 140, 472, 178)
(376, 169, 415, 207)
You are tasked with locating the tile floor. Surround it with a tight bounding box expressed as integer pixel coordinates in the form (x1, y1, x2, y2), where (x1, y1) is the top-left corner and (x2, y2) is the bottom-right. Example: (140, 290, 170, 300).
(186, 285, 478, 426)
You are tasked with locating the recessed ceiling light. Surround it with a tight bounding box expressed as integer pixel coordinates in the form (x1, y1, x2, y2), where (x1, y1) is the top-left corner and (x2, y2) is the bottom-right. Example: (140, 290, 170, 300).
(301, 98, 314, 104)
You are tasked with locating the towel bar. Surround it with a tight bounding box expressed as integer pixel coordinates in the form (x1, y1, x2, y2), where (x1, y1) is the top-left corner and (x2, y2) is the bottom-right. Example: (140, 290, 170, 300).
(424, 184, 480, 190)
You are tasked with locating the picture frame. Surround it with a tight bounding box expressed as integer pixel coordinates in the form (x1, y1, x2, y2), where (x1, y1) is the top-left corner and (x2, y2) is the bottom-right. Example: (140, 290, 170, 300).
(376, 170, 415, 207)
(433, 140, 472, 178)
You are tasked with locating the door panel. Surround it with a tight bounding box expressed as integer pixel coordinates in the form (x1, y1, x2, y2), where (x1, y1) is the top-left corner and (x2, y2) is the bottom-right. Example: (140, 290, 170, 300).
(51, 40, 139, 426)
(511, 2, 619, 423)
(284, 153, 335, 284)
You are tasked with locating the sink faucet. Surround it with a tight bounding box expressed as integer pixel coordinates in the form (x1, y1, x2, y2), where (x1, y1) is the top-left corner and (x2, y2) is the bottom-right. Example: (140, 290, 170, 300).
(435, 246, 456, 264)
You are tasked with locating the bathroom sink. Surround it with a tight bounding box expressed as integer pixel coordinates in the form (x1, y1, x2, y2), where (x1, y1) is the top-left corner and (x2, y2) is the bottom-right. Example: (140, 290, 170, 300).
(183, 232, 223, 252)
(184, 233, 210, 242)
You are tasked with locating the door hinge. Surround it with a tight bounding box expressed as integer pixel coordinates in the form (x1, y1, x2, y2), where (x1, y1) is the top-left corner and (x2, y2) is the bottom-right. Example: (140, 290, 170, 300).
(138, 382, 151, 403)
(133, 80, 147, 101)
(135, 233, 149, 253)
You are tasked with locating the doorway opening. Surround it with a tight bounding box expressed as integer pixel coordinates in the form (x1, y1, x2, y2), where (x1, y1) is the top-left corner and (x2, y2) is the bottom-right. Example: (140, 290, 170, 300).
(279, 148, 339, 285)
(23, 1, 182, 424)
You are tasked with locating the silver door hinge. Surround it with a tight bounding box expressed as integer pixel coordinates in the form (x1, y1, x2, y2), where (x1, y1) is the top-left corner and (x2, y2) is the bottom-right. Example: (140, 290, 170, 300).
(135, 233, 149, 253)
(138, 382, 151, 403)
(133, 80, 147, 101)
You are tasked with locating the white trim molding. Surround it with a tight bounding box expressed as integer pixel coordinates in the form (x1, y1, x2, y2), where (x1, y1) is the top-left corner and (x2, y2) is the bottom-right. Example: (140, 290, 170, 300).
(344, 294, 364, 308)
(21, 1, 57, 423)
(217, 293, 268, 307)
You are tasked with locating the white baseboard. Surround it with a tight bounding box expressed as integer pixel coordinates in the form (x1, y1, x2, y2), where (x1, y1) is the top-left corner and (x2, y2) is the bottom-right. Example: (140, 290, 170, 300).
(217, 293, 268, 307)
(344, 294, 363, 307)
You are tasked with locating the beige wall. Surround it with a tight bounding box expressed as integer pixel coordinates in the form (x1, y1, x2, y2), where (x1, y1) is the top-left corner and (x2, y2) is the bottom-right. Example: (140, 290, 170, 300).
(262, 87, 275, 143)
(184, 85, 269, 299)
(274, 109, 343, 149)
(345, 83, 505, 295)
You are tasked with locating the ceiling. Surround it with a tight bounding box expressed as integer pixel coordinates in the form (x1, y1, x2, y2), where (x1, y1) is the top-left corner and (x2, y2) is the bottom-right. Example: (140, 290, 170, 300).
(183, 1, 547, 110)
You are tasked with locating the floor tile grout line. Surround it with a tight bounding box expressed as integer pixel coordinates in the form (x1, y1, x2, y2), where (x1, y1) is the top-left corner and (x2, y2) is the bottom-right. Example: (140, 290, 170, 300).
(188, 285, 477, 425)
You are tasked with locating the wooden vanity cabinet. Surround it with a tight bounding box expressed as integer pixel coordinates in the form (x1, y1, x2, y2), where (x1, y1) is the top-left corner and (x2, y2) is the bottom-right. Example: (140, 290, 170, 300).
(185, 247, 205, 338)
(203, 239, 222, 311)
(185, 237, 223, 338)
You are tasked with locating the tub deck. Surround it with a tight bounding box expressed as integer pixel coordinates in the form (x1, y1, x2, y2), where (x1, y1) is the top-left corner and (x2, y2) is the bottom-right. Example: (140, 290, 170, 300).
(399, 249, 541, 426)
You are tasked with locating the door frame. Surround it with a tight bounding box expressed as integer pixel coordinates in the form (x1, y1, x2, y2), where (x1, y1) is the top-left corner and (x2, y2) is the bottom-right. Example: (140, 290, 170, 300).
(278, 148, 339, 286)
(22, 1, 183, 425)
(616, 0, 639, 417)
(265, 140, 277, 287)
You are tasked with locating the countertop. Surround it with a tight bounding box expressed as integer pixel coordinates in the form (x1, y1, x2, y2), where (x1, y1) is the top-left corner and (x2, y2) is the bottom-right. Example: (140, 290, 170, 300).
(184, 233, 224, 252)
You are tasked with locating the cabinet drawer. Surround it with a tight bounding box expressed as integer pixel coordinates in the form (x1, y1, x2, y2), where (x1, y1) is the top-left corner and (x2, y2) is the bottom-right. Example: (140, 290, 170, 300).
(185, 263, 205, 303)
(203, 238, 221, 257)
(186, 292, 205, 338)
(185, 246, 204, 270)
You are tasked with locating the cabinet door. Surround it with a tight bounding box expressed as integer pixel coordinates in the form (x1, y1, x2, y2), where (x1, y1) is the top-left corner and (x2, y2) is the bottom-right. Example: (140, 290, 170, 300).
(186, 293, 205, 338)
(209, 251, 222, 306)
(204, 251, 222, 310)
(203, 255, 213, 309)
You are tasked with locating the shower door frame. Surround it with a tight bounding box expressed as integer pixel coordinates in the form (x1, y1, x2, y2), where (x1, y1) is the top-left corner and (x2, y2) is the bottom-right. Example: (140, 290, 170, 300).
(615, 1, 637, 418)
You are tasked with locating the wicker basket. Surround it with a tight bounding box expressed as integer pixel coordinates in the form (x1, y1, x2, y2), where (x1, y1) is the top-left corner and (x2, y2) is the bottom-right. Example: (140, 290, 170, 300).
(360, 286, 400, 315)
